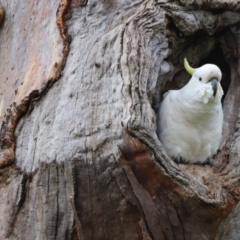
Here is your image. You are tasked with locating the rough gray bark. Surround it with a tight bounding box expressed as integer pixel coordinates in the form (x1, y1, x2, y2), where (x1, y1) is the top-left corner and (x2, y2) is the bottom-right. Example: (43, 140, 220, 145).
(1, 0, 240, 239)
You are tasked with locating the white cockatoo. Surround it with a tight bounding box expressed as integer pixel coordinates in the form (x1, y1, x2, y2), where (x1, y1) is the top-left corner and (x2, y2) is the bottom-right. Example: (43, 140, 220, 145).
(158, 58, 224, 165)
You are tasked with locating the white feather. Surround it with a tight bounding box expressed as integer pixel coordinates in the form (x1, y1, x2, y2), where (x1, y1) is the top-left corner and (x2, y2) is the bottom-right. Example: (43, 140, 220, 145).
(157, 64, 224, 164)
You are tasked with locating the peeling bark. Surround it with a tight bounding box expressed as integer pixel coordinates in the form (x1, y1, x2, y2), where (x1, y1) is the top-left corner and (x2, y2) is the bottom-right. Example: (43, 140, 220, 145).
(0, 0, 71, 168)
(1, 0, 240, 239)
(0, 3, 5, 27)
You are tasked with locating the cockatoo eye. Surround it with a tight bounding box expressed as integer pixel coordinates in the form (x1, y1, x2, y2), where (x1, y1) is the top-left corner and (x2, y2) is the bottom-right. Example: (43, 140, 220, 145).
(199, 77, 202, 81)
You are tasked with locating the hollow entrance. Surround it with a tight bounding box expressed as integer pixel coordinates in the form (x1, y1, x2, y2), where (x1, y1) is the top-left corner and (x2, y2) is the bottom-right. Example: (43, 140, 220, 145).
(154, 42, 231, 112)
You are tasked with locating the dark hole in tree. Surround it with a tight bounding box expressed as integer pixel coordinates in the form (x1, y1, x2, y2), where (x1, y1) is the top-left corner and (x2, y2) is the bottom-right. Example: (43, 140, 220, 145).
(153, 43, 231, 113)
(198, 44, 231, 102)
(153, 42, 231, 147)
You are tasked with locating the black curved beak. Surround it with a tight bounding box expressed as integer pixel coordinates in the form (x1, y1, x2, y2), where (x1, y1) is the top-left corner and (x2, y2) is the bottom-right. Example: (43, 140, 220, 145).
(209, 78, 218, 97)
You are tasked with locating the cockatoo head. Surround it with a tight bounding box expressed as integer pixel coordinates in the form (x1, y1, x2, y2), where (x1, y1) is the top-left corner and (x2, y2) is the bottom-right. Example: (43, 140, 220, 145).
(184, 58, 223, 103)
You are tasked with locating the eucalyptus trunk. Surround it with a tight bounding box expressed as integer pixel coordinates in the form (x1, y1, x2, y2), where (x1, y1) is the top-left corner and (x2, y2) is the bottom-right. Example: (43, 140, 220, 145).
(0, 0, 240, 239)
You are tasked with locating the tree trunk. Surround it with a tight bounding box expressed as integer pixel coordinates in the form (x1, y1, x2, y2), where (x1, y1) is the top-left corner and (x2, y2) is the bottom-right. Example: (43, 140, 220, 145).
(1, 0, 240, 239)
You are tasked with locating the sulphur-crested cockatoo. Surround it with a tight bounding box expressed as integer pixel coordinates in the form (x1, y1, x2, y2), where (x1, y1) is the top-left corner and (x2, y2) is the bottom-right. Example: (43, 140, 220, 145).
(158, 58, 223, 165)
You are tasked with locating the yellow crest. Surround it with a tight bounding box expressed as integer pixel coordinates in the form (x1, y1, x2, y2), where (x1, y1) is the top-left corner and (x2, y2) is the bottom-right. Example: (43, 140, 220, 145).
(184, 58, 196, 75)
